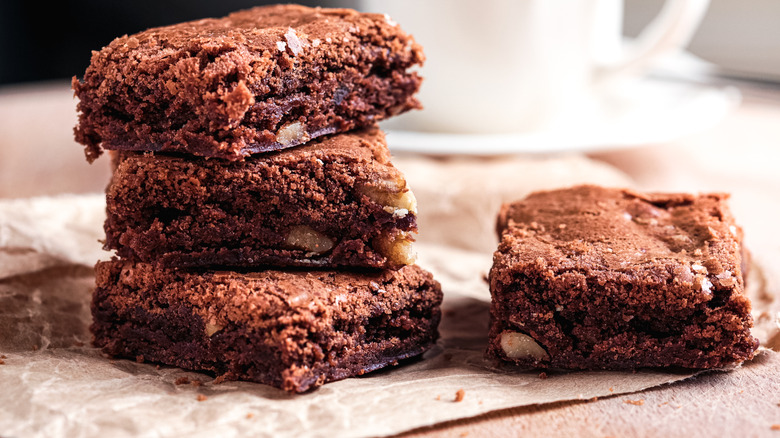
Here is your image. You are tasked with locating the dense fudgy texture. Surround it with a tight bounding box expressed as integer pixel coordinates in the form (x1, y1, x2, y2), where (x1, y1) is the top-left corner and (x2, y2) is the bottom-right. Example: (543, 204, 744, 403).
(91, 261, 442, 393)
(487, 185, 758, 370)
(104, 127, 417, 269)
(73, 4, 424, 162)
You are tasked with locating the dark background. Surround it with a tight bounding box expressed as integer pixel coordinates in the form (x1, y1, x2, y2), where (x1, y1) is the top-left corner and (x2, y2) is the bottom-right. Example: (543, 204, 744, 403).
(0, 0, 320, 85)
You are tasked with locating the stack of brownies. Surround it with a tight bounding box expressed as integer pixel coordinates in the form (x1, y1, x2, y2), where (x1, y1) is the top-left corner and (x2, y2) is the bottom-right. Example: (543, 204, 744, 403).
(72, 5, 442, 393)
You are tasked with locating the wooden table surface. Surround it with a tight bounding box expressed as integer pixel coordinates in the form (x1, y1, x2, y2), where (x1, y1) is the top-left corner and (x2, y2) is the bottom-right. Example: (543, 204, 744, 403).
(1, 80, 779, 437)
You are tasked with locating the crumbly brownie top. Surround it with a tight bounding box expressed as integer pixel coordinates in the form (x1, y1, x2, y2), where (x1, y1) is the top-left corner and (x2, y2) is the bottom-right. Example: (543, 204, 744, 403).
(496, 185, 742, 277)
(73, 4, 424, 161)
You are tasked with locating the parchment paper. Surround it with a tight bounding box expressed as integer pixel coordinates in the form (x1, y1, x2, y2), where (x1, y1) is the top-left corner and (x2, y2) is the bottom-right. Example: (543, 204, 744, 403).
(0, 195, 774, 438)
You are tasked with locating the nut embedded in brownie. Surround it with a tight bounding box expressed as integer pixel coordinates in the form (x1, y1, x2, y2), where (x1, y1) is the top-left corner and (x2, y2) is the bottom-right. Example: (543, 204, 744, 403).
(487, 185, 759, 370)
(73, 4, 424, 162)
(91, 261, 443, 393)
(104, 127, 417, 270)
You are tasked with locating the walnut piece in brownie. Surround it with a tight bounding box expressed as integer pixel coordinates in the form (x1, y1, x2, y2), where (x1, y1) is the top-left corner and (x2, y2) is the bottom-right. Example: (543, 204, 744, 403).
(488, 185, 758, 370)
(91, 261, 442, 393)
(104, 127, 417, 270)
(73, 4, 424, 162)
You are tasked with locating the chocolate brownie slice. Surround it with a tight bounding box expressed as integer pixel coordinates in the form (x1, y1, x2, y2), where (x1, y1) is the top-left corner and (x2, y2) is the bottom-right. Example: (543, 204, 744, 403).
(104, 127, 417, 270)
(73, 4, 424, 162)
(487, 185, 758, 370)
(91, 261, 442, 393)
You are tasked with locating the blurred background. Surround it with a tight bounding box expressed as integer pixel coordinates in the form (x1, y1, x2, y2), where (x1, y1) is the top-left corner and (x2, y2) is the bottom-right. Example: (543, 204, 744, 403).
(1, 0, 779, 204)
(1, 0, 778, 85)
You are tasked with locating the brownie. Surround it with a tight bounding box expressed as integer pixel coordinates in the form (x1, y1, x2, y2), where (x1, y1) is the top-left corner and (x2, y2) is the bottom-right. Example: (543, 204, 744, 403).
(104, 127, 417, 270)
(91, 261, 442, 393)
(73, 4, 424, 162)
(487, 185, 758, 370)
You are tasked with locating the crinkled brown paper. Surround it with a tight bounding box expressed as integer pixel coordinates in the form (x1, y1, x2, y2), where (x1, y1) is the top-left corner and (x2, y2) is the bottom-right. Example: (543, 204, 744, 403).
(0, 195, 774, 438)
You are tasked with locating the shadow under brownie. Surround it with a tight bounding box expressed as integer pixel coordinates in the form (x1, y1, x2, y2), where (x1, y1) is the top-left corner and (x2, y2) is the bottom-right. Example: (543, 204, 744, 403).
(73, 4, 424, 162)
(104, 127, 417, 270)
(91, 261, 442, 393)
(487, 185, 758, 370)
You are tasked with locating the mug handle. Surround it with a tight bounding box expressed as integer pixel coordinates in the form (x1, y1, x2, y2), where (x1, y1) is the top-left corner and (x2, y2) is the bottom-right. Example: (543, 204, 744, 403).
(599, 0, 711, 78)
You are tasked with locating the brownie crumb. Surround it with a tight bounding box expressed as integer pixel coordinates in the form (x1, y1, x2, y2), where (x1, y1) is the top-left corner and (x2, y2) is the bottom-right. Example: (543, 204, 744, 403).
(213, 375, 228, 385)
(590, 397, 599, 402)
(0, 359, 5, 365)
(538, 372, 548, 380)
(246, 413, 255, 419)
(609, 387, 614, 392)
(435, 395, 441, 401)
(624, 399, 645, 406)
(175, 377, 190, 385)
(771, 424, 780, 431)
(197, 394, 208, 402)
(32, 345, 39, 351)
(190, 380, 203, 387)
(454, 389, 465, 403)
(135, 355, 144, 363)
(459, 433, 469, 437)
(0, 354, 6, 359)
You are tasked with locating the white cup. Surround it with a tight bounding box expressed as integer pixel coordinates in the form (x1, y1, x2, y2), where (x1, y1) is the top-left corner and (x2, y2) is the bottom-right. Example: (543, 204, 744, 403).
(358, 0, 710, 134)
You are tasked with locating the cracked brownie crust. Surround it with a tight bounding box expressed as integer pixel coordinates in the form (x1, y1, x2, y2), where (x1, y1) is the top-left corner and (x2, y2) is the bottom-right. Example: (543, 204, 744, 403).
(73, 4, 424, 162)
(91, 261, 442, 393)
(104, 127, 417, 270)
(488, 185, 758, 370)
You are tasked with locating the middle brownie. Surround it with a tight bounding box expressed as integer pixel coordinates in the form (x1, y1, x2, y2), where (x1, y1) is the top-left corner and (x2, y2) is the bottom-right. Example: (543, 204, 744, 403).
(105, 126, 417, 269)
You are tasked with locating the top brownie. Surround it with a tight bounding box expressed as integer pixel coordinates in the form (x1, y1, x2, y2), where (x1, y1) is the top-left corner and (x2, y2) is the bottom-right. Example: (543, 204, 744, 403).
(488, 185, 758, 369)
(73, 5, 424, 161)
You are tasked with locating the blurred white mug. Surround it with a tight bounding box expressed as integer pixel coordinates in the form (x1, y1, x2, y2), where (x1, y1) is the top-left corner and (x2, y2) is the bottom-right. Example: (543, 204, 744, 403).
(358, 0, 710, 134)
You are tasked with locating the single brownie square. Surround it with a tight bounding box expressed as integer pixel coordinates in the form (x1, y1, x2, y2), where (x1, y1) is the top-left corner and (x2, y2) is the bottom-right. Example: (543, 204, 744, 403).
(487, 185, 758, 370)
(104, 127, 417, 270)
(73, 4, 424, 162)
(91, 261, 442, 393)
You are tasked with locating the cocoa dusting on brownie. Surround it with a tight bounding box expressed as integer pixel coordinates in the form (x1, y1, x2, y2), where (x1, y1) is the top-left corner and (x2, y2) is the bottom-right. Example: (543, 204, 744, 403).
(488, 185, 758, 370)
(91, 261, 442, 393)
(73, 5, 424, 161)
(104, 127, 417, 270)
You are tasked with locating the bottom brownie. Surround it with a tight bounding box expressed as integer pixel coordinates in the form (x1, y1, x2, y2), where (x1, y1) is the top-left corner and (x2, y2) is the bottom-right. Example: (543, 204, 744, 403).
(91, 261, 442, 393)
